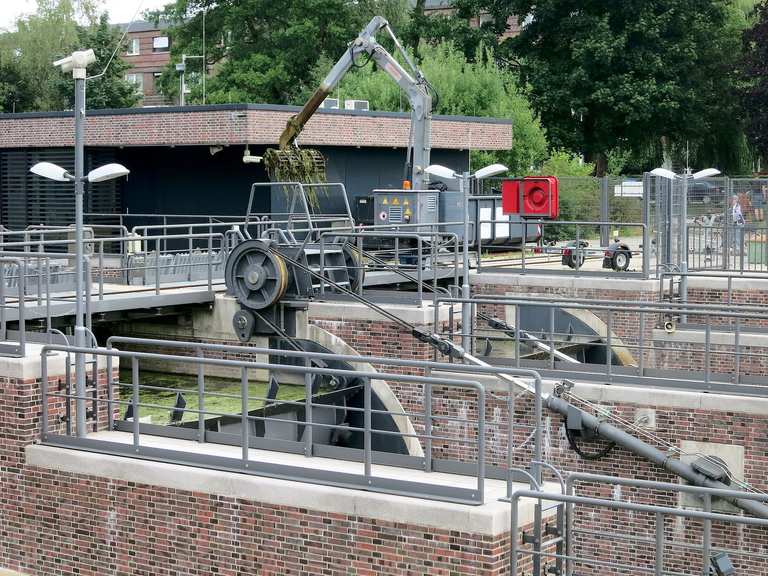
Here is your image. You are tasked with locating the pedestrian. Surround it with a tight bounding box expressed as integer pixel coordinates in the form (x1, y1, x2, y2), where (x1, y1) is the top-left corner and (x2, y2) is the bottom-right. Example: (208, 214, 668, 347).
(731, 194, 745, 255)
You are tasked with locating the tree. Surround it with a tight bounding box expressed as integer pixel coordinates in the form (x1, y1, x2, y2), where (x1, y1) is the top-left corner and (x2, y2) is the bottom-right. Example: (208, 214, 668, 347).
(52, 13, 140, 110)
(152, 0, 408, 105)
(507, 0, 747, 175)
(307, 42, 548, 175)
(742, 1, 768, 163)
(0, 0, 136, 112)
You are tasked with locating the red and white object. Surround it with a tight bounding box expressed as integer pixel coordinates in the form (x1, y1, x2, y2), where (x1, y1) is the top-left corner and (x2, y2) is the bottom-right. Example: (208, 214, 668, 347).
(501, 176, 559, 219)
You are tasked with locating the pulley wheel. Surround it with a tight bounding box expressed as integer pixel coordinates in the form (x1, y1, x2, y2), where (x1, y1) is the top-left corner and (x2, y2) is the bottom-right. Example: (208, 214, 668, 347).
(225, 240, 289, 310)
(342, 243, 364, 293)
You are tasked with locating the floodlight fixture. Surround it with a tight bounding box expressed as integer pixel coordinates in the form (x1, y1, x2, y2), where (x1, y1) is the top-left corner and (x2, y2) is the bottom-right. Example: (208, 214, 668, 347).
(29, 162, 73, 182)
(474, 163, 508, 180)
(53, 49, 96, 77)
(424, 164, 457, 181)
(692, 168, 721, 180)
(87, 163, 130, 183)
(650, 168, 678, 180)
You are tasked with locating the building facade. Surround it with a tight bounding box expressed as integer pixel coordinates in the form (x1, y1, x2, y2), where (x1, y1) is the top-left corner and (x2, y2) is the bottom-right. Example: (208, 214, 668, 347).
(119, 20, 172, 106)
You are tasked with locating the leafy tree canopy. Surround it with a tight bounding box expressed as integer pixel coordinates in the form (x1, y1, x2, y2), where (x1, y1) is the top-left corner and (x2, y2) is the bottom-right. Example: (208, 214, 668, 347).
(742, 0, 768, 162)
(0, 0, 138, 112)
(304, 41, 547, 175)
(151, 0, 411, 105)
(506, 0, 748, 174)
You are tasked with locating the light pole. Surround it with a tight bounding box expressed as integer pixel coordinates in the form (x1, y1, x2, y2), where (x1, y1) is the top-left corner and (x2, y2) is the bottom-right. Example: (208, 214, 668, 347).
(650, 167, 721, 310)
(425, 163, 508, 353)
(177, 53, 204, 106)
(30, 49, 130, 437)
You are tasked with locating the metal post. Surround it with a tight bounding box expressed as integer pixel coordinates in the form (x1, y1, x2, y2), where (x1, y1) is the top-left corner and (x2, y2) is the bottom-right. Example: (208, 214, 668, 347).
(655, 512, 664, 576)
(241, 366, 249, 466)
(424, 381, 432, 472)
(606, 312, 613, 379)
(364, 377, 372, 482)
(638, 311, 646, 376)
(197, 348, 205, 443)
(106, 351, 114, 431)
(514, 304, 521, 369)
(41, 353, 49, 440)
(704, 316, 711, 387)
(131, 357, 140, 450)
(304, 357, 313, 457)
(74, 73, 87, 438)
(600, 175, 610, 247)
(702, 494, 712, 576)
(734, 317, 741, 384)
(549, 306, 556, 369)
(460, 172, 472, 353)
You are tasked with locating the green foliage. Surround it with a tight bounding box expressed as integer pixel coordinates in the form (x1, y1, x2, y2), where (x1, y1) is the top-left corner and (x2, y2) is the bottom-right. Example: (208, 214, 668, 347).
(507, 0, 750, 175)
(536, 150, 598, 239)
(742, 1, 768, 164)
(0, 0, 137, 112)
(52, 13, 140, 110)
(152, 0, 410, 105)
(307, 41, 547, 175)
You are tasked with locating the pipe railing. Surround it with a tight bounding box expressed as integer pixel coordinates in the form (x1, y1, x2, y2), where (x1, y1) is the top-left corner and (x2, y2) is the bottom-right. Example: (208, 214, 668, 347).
(41, 341, 491, 505)
(433, 293, 768, 394)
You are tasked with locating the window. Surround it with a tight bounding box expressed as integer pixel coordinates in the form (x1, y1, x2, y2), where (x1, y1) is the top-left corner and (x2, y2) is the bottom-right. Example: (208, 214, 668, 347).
(152, 36, 170, 52)
(125, 73, 144, 94)
(126, 38, 140, 56)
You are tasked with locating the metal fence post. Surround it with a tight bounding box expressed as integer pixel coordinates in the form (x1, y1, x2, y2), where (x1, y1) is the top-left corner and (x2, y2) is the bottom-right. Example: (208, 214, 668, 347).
(702, 494, 712, 576)
(424, 380, 433, 473)
(655, 511, 664, 576)
(132, 357, 140, 451)
(241, 366, 249, 466)
(197, 348, 205, 443)
(364, 376, 372, 483)
(304, 357, 313, 457)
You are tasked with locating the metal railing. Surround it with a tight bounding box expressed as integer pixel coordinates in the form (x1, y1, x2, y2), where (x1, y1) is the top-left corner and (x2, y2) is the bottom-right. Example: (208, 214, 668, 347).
(477, 219, 650, 278)
(433, 293, 768, 395)
(510, 471, 768, 575)
(34, 335, 558, 504)
(688, 223, 768, 272)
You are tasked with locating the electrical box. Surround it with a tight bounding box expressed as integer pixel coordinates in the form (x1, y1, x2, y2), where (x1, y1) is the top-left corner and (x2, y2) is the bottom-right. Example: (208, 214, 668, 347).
(502, 176, 559, 219)
(354, 195, 375, 226)
(373, 189, 438, 232)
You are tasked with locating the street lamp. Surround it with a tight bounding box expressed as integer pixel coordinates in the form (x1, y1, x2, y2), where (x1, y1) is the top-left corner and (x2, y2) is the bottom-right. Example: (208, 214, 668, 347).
(424, 162, 508, 353)
(30, 48, 130, 438)
(650, 166, 721, 310)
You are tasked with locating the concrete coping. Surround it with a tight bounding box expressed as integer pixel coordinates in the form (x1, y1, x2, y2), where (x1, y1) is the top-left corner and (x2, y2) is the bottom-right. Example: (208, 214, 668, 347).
(432, 371, 768, 416)
(470, 271, 658, 293)
(0, 342, 111, 380)
(308, 299, 460, 324)
(652, 327, 768, 347)
(26, 443, 557, 537)
(686, 275, 768, 291)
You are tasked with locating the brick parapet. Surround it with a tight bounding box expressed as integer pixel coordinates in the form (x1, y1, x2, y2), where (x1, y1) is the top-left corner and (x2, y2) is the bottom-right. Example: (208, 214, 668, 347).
(0, 105, 513, 151)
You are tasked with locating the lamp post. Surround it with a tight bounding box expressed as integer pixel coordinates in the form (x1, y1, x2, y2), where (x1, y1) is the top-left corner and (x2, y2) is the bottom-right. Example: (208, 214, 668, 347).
(650, 167, 721, 311)
(424, 163, 508, 353)
(30, 49, 130, 437)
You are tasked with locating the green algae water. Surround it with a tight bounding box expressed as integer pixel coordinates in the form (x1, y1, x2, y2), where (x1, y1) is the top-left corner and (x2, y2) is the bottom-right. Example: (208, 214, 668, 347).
(117, 369, 306, 426)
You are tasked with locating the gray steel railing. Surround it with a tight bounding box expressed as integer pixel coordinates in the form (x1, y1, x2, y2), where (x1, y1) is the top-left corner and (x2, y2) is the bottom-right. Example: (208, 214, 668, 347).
(434, 293, 768, 395)
(510, 472, 768, 576)
(40, 341, 492, 504)
(477, 219, 650, 278)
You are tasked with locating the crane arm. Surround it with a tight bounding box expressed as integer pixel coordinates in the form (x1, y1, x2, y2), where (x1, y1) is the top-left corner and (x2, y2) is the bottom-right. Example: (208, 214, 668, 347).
(278, 17, 432, 188)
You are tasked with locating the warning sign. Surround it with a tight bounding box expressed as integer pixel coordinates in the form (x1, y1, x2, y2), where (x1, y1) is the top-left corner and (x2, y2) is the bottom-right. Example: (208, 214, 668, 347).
(405, 208, 412, 216)
(382, 198, 388, 205)
(404, 199, 410, 206)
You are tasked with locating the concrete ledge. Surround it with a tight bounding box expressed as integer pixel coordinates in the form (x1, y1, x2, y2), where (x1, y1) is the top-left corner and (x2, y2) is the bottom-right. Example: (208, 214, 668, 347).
(687, 275, 768, 291)
(26, 444, 551, 536)
(309, 300, 458, 324)
(471, 271, 658, 293)
(0, 343, 110, 380)
(433, 371, 768, 416)
(653, 328, 768, 347)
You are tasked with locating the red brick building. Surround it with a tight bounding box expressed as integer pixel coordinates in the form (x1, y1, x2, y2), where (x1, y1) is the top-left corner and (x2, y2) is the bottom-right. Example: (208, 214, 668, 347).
(118, 20, 172, 106)
(421, 0, 524, 40)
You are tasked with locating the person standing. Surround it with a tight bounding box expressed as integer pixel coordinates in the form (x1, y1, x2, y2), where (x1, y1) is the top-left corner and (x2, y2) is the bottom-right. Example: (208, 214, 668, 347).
(731, 194, 745, 257)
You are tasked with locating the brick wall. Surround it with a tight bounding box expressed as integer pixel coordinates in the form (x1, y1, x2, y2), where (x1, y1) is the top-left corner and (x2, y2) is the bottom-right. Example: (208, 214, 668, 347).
(0, 106, 513, 151)
(0, 356, 544, 576)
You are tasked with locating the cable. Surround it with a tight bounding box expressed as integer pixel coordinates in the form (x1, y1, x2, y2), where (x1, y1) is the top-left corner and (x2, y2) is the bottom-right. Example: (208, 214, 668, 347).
(563, 419, 617, 460)
(87, 0, 146, 81)
(349, 44, 373, 69)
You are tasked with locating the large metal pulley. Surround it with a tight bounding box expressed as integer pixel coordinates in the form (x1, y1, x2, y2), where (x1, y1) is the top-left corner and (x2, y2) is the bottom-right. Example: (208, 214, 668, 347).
(225, 239, 289, 310)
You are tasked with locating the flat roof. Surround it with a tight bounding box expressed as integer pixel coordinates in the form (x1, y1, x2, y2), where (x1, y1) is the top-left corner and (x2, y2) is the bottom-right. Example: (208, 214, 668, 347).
(0, 103, 513, 151)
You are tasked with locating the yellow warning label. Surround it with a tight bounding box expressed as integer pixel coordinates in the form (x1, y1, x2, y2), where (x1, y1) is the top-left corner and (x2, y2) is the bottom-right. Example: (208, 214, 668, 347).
(392, 197, 400, 205)
(382, 197, 388, 205)
(405, 208, 412, 216)
(404, 199, 410, 206)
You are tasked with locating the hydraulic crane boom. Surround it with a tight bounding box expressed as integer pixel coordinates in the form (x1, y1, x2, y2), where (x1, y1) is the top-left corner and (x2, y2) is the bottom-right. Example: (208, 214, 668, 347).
(277, 16, 433, 189)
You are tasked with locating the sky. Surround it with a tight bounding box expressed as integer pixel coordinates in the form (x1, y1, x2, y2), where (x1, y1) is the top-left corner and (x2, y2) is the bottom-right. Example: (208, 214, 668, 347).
(0, 0, 173, 30)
